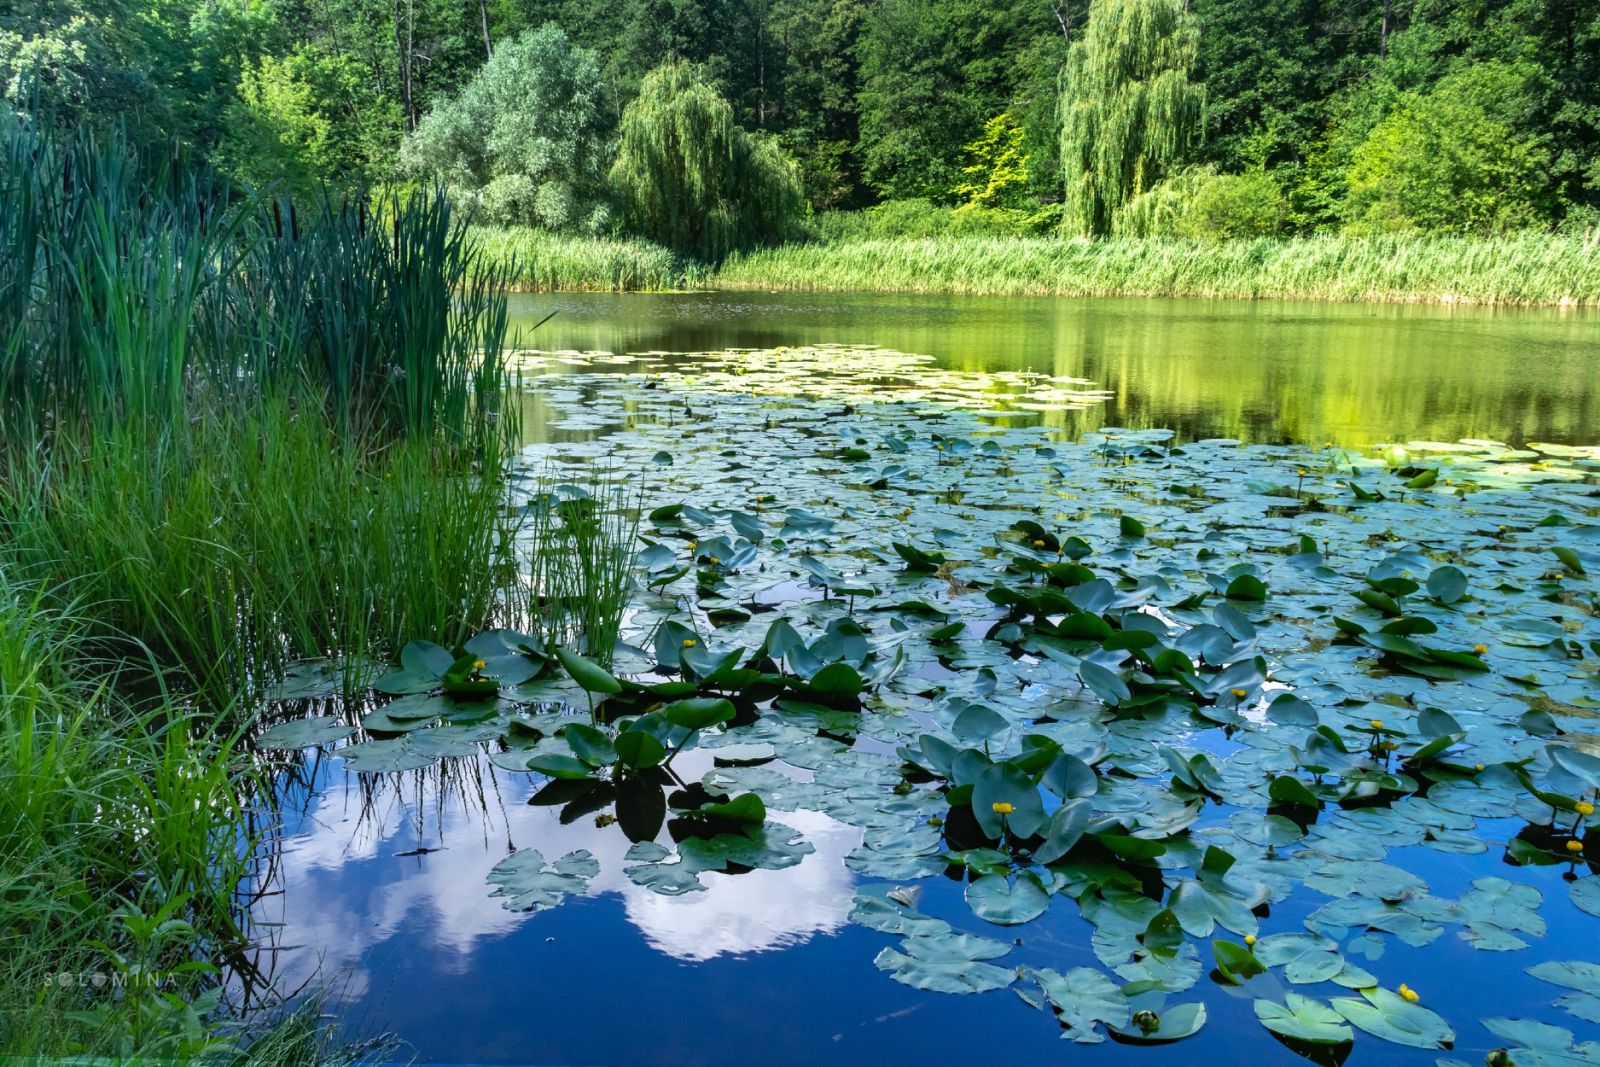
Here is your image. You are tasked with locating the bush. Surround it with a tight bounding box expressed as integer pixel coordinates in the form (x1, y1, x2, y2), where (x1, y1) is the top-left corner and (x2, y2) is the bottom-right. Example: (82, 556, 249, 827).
(1179, 172, 1285, 239)
(401, 24, 610, 230)
(1113, 168, 1283, 240)
(1343, 62, 1553, 235)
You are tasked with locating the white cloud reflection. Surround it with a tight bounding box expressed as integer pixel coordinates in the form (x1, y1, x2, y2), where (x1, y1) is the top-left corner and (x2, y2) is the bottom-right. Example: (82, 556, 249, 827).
(249, 753, 862, 1003)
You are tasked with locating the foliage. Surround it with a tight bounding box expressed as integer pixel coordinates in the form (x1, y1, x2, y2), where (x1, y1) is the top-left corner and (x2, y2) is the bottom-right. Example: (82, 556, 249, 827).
(950, 112, 1030, 209)
(1060, 0, 1205, 236)
(1344, 62, 1553, 235)
(401, 24, 611, 230)
(1116, 167, 1284, 239)
(609, 60, 803, 260)
(0, 119, 529, 707)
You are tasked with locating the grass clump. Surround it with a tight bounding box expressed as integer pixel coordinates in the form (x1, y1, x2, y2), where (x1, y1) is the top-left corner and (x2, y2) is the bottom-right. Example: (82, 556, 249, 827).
(474, 226, 696, 291)
(0, 119, 532, 709)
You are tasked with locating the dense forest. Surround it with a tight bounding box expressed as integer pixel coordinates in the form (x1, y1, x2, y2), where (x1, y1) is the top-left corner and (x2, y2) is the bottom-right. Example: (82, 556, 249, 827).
(5, 0, 1600, 244)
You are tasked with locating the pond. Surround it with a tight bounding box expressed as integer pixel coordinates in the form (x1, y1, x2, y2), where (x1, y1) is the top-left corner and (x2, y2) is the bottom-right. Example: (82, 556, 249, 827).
(506, 291, 1600, 447)
(246, 293, 1600, 1067)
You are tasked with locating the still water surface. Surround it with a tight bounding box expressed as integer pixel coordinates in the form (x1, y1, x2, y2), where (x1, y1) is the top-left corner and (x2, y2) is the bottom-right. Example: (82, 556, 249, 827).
(506, 290, 1599, 447)
(253, 292, 1600, 1066)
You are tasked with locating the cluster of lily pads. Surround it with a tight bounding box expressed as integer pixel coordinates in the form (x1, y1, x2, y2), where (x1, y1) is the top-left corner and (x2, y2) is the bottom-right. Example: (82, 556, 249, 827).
(256, 345, 1600, 1063)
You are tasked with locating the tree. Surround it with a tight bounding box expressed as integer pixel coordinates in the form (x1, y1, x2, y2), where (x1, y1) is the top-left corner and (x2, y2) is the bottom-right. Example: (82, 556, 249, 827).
(400, 23, 610, 229)
(1343, 62, 1553, 234)
(952, 112, 1030, 208)
(1059, 0, 1205, 235)
(609, 59, 802, 259)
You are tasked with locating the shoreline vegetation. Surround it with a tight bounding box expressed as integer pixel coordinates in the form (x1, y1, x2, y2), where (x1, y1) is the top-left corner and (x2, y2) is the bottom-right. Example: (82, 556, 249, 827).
(479, 227, 1600, 308)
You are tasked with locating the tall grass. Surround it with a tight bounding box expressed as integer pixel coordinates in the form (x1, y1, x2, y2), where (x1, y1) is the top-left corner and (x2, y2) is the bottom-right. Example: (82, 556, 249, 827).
(714, 232, 1600, 306)
(0, 402, 529, 707)
(0, 118, 533, 709)
(0, 572, 243, 1058)
(523, 478, 641, 667)
(472, 225, 698, 291)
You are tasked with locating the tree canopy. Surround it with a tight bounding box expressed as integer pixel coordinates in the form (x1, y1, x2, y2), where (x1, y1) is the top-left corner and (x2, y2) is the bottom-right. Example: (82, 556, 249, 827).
(609, 61, 802, 259)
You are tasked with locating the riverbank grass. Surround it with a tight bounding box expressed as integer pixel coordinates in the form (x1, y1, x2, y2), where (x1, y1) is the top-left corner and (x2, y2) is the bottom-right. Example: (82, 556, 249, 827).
(478, 226, 1600, 306)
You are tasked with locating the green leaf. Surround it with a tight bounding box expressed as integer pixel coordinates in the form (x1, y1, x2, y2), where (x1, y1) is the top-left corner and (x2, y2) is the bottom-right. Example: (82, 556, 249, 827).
(554, 646, 622, 695)
(1108, 1002, 1207, 1043)
(1027, 967, 1129, 1042)
(1255, 994, 1354, 1046)
(527, 754, 598, 780)
(966, 871, 1050, 925)
(663, 697, 735, 730)
(1225, 574, 1267, 601)
(614, 729, 666, 769)
(1330, 987, 1454, 1049)
(1213, 940, 1266, 983)
(255, 716, 355, 749)
(563, 723, 616, 767)
(1426, 565, 1468, 604)
(487, 848, 598, 911)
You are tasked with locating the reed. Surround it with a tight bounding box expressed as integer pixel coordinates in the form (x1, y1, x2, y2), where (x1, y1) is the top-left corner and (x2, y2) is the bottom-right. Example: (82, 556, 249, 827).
(472, 226, 696, 291)
(713, 232, 1600, 306)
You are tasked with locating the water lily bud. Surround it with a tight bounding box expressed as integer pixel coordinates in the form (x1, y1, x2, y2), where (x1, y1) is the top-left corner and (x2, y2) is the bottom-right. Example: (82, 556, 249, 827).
(1566, 839, 1585, 853)
(1244, 934, 1256, 947)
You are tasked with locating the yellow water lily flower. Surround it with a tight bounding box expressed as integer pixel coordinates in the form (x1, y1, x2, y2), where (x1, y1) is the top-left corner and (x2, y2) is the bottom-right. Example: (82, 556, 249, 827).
(1370, 719, 1384, 730)
(1230, 688, 1247, 699)
(1567, 839, 1585, 852)
(1032, 539, 1045, 548)
(1244, 934, 1256, 947)
(1473, 644, 1488, 655)
(1474, 763, 1485, 771)
(682, 638, 697, 648)
(1577, 801, 1595, 816)
(472, 659, 486, 671)
(709, 556, 720, 564)
(1399, 984, 1420, 1003)
(991, 802, 1014, 815)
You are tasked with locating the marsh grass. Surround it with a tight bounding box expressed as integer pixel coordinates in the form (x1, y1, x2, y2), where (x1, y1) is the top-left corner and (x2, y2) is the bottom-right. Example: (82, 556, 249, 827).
(473, 226, 698, 291)
(0, 401, 529, 709)
(524, 476, 642, 667)
(0, 119, 534, 709)
(470, 223, 1600, 305)
(0, 573, 249, 1058)
(713, 232, 1600, 306)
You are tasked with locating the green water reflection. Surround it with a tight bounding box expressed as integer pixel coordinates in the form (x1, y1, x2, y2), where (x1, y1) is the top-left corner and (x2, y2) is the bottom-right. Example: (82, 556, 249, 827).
(506, 290, 1599, 447)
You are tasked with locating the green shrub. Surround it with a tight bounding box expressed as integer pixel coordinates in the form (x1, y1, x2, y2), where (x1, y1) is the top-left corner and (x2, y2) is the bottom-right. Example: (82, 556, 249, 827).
(1343, 62, 1553, 235)
(1179, 172, 1285, 239)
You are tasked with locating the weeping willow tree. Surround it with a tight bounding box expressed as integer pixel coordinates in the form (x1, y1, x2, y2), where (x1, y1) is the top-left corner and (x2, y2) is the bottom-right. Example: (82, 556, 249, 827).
(610, 61, 803, 261)
(1059, 0, 1204, 236)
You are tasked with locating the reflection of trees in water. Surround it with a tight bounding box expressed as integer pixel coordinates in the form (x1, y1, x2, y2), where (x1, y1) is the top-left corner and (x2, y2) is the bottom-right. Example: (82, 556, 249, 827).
(508, 293, 1600, 447)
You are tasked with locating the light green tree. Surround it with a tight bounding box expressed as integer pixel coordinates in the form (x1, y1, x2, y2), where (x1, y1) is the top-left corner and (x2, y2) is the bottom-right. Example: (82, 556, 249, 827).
(952, 112, 1030, 209)
(609, 60, 802, 260)
(401, 23, 611, 230)
(1344, 63, 1552, 235)
(217, 56, 334, 193)
(1059, 0, 1204, 236)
